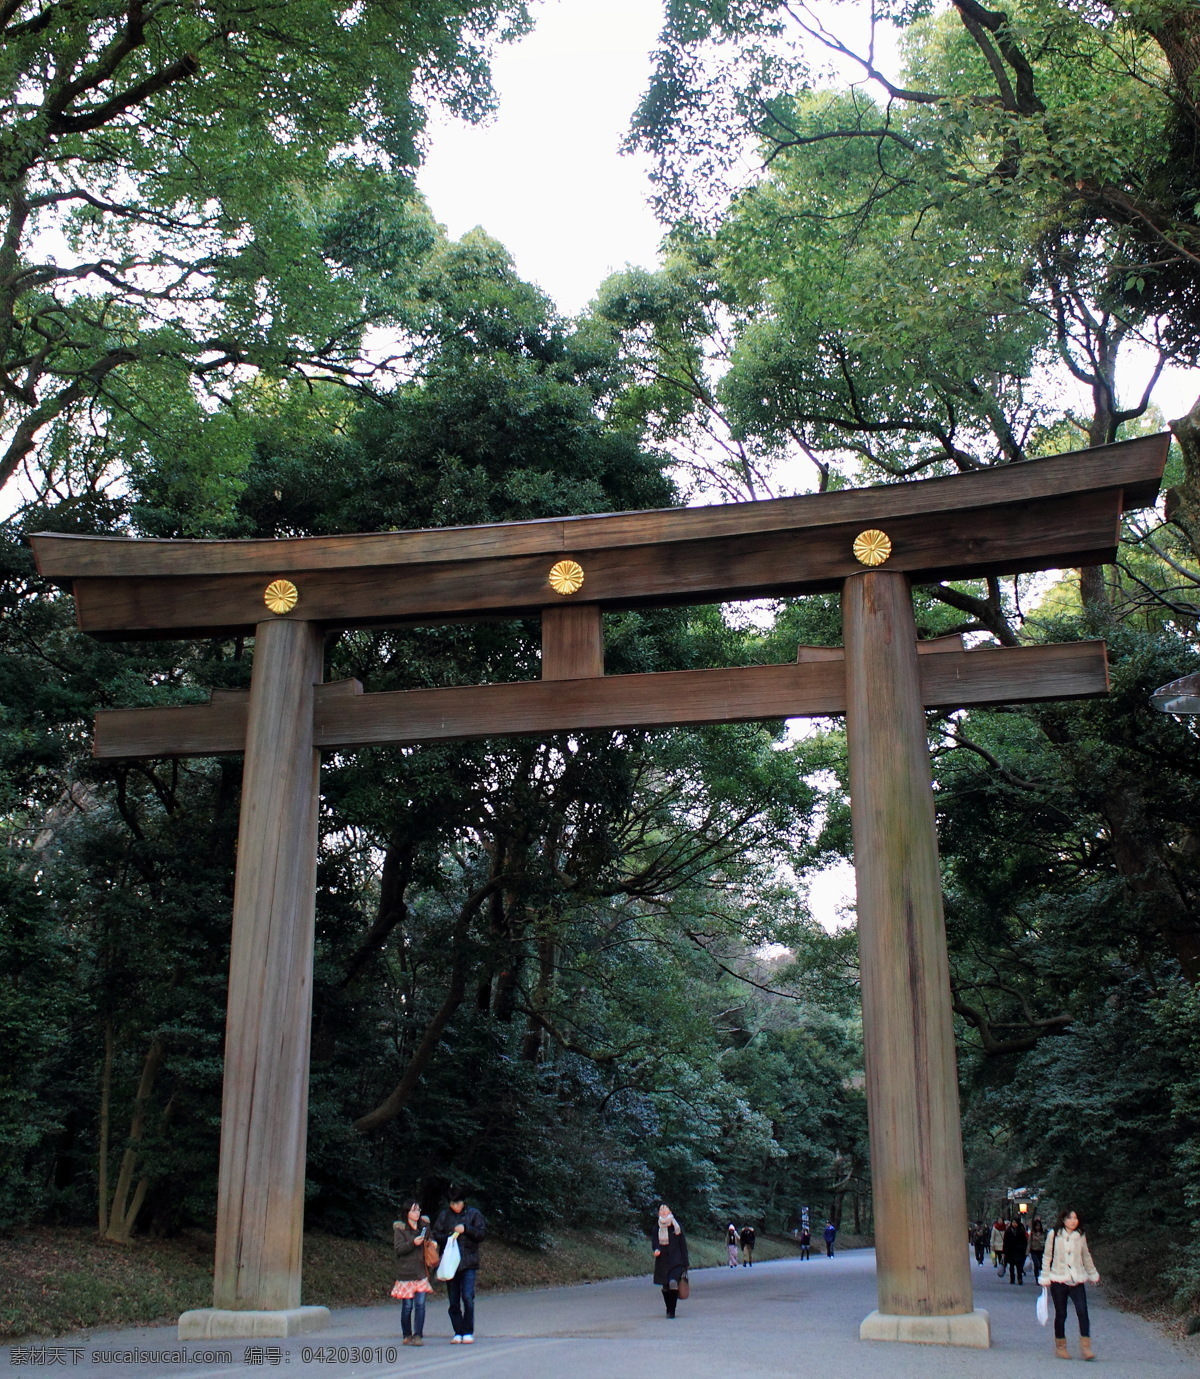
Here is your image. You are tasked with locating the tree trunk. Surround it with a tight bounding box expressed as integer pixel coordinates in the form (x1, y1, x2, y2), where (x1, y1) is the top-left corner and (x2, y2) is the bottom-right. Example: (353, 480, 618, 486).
(1080, 390, 1118, 614)
(520, 935, 557, 1062)
(103, 1036, 165, 1243)
(1169, 395, 1200, 566)
(1103, 784, 1200, 981)
(97, 1020, 113, 1236)
(353, 873, 505, 1133)
(339, 839, 413, 988)
(1078, 563, 1111, 616)
(1148, 3, 1200, 120)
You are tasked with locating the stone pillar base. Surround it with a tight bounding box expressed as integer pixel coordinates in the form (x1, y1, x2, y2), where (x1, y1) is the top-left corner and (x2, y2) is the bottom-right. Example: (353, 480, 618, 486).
(859, 1309, 991, 1348)
(178, 1306, 331, 1340)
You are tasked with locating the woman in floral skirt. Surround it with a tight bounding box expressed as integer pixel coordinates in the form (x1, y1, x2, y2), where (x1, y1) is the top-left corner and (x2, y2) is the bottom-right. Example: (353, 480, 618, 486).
(392, 1200, 435, 1345)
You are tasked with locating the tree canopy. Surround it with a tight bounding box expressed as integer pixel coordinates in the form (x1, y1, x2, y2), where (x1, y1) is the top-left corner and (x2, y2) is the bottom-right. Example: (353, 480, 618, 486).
(0, 0, 531, 496)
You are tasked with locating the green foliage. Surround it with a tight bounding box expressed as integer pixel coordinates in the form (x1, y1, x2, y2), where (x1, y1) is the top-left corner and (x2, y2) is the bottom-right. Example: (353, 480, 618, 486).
(0, 870, 81, 1228)
(0, 0, 531, 492)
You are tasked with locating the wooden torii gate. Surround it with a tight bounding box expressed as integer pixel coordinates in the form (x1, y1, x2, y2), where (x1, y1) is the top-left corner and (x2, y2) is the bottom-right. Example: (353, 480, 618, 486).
(31, 433, 1168, 1348)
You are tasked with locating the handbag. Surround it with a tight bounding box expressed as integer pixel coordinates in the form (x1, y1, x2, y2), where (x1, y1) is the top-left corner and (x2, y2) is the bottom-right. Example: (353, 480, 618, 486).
(423, 1236, 440, 1271)
(1036, 1288, 1049, 1326)
(436, 1234, 461, 1281)
(677, 1272, 690, 1300)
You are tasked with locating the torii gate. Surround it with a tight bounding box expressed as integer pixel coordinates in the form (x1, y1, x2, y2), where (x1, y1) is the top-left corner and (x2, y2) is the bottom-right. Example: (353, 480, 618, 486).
(31, 433, 1168, 1348)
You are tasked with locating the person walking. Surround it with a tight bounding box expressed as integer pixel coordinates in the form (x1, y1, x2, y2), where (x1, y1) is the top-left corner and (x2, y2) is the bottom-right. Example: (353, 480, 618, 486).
(652, 1204, 690, 1318)
(990, 1218, 1006, 1271)
(432, 1187, 487, 1345)
(391, 1201, 434, 1346)
(823, 1221, 837, 1257)
(1039, 1208, 1101, 1361)
(973, 1223, 987, 1267)
(799, 1226, 811, 1260)
(725, 1224, 739, 1268)
(1029, 1217, 1046, 1282)
(739, 1223, 756, 1266)
(1003, 1216, 1029, 1284)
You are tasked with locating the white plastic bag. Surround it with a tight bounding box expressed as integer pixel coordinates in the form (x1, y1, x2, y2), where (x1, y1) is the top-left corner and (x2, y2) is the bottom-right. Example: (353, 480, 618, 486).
(437, 1234, 461, 1281)
(1036, 1288, 1049, 1327)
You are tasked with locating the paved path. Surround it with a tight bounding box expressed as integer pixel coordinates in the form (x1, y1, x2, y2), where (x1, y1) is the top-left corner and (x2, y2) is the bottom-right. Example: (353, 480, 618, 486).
(5, 1250, 1197, 1379)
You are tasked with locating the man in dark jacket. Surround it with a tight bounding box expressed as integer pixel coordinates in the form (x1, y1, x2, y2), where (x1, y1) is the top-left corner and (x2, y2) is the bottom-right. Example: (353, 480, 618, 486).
(823, 1221, 837, 1257)
(739, 1223, 756, 1266)
(432, 1189, 487, 1343)
(1002, 1217, 1029, 1285)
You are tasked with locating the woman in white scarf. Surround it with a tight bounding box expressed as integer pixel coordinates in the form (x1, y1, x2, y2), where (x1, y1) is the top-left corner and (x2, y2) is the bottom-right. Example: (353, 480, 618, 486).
(651, 1204, 690, 1318)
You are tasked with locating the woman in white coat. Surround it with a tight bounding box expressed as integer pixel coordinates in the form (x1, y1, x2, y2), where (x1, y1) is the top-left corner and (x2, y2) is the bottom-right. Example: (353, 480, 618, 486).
(1038, 1208, 1101, 1361)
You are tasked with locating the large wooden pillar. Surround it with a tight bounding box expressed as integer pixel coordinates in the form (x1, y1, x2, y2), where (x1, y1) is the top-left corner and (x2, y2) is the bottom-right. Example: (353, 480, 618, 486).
(842, 571, 989, 1348)
(181, 618, 330, 1339)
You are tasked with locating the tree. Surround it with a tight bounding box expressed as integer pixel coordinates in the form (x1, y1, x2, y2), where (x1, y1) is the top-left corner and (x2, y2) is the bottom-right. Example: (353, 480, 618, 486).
(635, 1, 1200, 296)
(0, 0, 531, 497)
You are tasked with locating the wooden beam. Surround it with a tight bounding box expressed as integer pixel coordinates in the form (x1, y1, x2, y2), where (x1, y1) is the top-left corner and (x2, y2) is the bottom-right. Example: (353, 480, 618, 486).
(91, 641, 1109, 758)
(64, 488, 1125, 638)
(31, 433, 1167, 580)
(542, 604, 603, 680)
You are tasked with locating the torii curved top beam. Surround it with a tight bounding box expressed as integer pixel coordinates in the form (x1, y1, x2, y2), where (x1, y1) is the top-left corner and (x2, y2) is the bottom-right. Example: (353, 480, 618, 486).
(30, 434, 1167, 639)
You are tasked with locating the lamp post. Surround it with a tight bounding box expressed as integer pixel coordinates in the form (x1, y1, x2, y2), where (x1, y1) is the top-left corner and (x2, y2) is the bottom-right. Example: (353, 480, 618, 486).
(1151, 672, 1200, 714)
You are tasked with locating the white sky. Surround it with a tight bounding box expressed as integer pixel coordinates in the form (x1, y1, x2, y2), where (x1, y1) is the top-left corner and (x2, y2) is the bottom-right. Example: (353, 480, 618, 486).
(419, 0, 667, 316)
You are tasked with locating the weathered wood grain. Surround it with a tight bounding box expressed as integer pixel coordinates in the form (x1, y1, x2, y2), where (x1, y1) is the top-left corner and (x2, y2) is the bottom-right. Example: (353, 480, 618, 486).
(211, 619, 323, 1313)
(66, 489, 1123, 637)
(30, 433, 1167, 580)
(844, 569, 974, 1319)
(91, 641, 1108, 758)
(542, 604, 603, 680)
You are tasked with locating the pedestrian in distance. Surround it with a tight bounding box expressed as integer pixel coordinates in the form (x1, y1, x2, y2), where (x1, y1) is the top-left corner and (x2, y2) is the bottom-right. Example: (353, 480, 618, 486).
(652, 1203, 690, 1318)
(726, 1223, 739, 1268)
(1039, 1208, 1101, 1361)
(432, 1187, 487, 1345)
(391, 1200, 434, 1346)
(990, 1217, 1006, 1271)
(973, 1223, 987, 1266)
(1029, 1216, 1046, 1282)
(739, 1223, 756, 1266)
(799, 1226, 811, 1260)
(1003, 1216, 1029, 1284)
(823, 1221, 837, 1257)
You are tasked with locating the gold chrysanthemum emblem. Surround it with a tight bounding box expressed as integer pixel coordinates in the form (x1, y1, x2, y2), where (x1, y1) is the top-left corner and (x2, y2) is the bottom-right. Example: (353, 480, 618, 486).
(263, 578, 299, 614)
(852, 529, 892, 567)
(548, 559, 585, 596)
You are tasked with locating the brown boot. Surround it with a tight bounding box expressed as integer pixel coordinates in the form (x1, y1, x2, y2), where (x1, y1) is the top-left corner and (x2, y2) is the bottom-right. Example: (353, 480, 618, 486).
(1080, 1337, 1095, 1361)
(1055, 1337, 1070, 1359)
